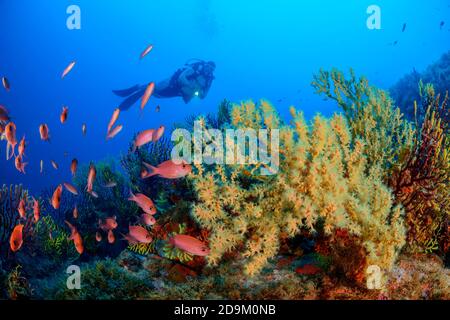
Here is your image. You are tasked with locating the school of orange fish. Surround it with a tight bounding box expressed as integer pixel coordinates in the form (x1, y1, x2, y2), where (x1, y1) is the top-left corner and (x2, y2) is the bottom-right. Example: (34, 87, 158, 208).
(1, 44, 210, 258)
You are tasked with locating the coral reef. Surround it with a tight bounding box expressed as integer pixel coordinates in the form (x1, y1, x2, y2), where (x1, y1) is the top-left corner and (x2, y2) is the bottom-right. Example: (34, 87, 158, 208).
(391, 51, 450, 122)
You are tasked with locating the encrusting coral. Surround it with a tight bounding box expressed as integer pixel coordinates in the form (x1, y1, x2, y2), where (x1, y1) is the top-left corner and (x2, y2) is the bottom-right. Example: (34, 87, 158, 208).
(190, 98, 406, 284)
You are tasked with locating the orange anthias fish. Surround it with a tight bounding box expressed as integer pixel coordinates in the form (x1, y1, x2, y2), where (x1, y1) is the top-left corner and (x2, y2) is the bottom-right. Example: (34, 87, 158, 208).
(18, 136, 26, 157)
(141, 160, 192, 179)
(141, 82, 155, 110)
(128, 192, 157, 215)
(123, 226, 152, 244)
(133, 129, 155, 151)
(71, 158, 78, 176)
(10, 224, 24, 252)
(62, 61, 76, 79)
(51, 184, 63, 210)
(39, 124, 50, 142)
(14, 155, 27, 174)
(295, 264, 322, 276)
(73, 206, 79, 219)
(140, 213, 156, 226)
(108, 230, 115, 244)
(153, 125, 165, 142)
(106, 125, 123, 140)
(18, 198, 27, 218)
(86, 163, 96, 193)
(65, 221, 84, 254)
(0, 105, 10, 121)
(169, 234, 210, 256)
(33, 198, 40, 222)
(2, 76, 10, 92)
(95, 231, 102, 242)
(99, 216, 118, 231)
(140, 44, 153, 59)
(63, 182, 79, 195)
(107, 108, 120, 133)
(5, 122, 17, 159)
(60, 106, 69, 124)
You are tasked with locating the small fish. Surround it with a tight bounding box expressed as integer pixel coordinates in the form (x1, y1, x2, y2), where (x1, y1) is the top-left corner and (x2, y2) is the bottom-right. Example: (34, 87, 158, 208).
(33, 197, 40, 222)
(0, 105, 10, 121)
(125, 226, 152, 244)
(128, 192, 157, 215)
(103, 181, 117, 188)
(18, 136, 26, 157)
(60, 106, 69, 124)
(10, 224, 24, 252)
(5, 122, 17, 159)
(155, 105, 160, 113)
(73, 206, 79, 219)
(169, 234, 210, 256)
(141, 82, 155, 110)
(108, 230, 115, 244)
(141, 160, 192, 179)
(62, 61, 76, 79)
(51, 160, 59, 170)
(295, 264, 322, 275)
(402, 23, 406, 32)
(14, 155, 27, 174)
(63, 182, 79, 195)
(2, 77, 10, 92)
(40, 160, 44, 173)
(18, 198, 26, 218)
(440, 21, 445, 30)
(140, 44, 153, 59)
(99, 216, 118, 231)
(86, 163, 96, 193)
(71, 158, 78, 176)
(82, 123, 87, 136)
(107, 108, 120, 133)
(95, 231, 102, 242)
(393, 40, 398, 46)
(106, 125, 123, 140)
(140, 213, 156, 226)
(39, 124, 50, 142)
(65, 221, 84, 254)
(153, 125, 165, 142)
(51, 184, 63, 210)
(133, 129, 155, 151)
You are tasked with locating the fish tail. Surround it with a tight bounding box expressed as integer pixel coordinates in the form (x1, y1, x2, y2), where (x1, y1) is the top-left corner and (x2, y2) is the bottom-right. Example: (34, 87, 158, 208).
(142, 162, 157, 178)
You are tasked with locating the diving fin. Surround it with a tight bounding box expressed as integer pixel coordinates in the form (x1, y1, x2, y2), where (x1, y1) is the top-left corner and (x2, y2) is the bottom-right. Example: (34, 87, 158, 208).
(118, 87, 146, 111)
(112, 85, 141, 97)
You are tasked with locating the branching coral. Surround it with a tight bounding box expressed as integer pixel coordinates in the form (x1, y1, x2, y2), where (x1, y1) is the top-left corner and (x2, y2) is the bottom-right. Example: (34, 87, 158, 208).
(190, 100, 406, 283)
(312, 68, 415, 177)
(391, 51, 450, 122)
(390, 86, 449, 254)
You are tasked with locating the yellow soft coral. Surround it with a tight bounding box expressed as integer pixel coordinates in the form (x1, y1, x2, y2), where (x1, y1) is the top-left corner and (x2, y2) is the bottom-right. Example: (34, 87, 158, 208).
(190, 100, 406, 283)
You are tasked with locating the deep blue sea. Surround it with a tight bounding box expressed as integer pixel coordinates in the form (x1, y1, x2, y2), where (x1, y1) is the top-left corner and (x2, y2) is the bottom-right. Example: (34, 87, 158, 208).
(1, 0, 449, 193)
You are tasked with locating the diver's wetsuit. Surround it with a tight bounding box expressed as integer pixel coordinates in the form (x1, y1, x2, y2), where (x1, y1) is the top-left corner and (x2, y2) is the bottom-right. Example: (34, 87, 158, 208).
(113, 60, 215, 110)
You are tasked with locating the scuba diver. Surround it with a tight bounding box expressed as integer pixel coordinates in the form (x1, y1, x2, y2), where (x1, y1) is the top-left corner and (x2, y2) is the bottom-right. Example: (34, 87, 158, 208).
(113, 59, 216, 111)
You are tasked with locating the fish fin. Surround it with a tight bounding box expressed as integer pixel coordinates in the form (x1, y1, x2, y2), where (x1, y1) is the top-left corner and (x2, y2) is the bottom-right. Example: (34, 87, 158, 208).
(142, 162, 157, 177)
(112, 85, 141, 97)
(118, 87, 146, 111)
(128, 190, 135, 201)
